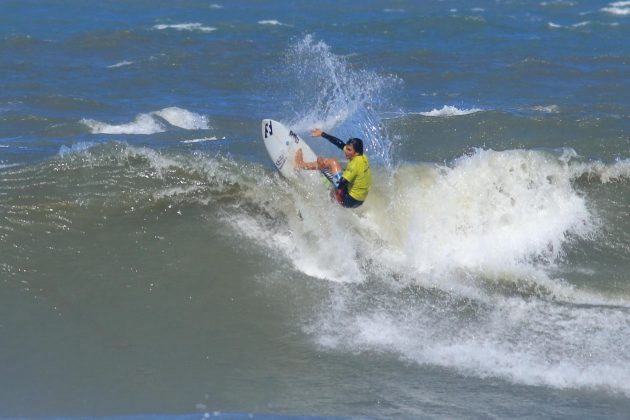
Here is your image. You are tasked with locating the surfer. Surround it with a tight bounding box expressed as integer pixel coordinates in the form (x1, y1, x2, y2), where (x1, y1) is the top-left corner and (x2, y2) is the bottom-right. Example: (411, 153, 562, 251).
(295, 128, 371, 208)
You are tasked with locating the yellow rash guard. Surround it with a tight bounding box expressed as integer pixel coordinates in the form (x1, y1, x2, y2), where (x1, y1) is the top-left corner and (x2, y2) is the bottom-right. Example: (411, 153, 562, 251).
(342, 154, 371, 201)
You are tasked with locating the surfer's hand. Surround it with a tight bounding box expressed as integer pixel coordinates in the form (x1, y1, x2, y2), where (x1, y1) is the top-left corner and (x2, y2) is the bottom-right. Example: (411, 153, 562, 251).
(311, 128, 323, 137)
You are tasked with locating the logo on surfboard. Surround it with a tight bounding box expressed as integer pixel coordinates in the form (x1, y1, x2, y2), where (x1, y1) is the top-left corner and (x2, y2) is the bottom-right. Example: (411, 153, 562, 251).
(264, 120, 273, 138)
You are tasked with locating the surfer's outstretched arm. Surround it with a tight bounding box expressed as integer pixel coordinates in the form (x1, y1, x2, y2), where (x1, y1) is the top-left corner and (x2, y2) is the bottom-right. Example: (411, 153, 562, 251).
(311, 128, 346, 151)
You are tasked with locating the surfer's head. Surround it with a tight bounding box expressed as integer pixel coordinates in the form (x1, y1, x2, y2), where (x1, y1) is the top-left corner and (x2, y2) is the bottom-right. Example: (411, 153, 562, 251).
(345, 138, 364, 156)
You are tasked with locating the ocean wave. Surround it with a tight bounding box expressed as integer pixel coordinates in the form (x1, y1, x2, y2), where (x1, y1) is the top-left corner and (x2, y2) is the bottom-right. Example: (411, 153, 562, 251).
(5, 142, 629, 397)
(419, 105, 483, 117)
(153, 23, 217, 33)
(81, 107, 210, 135)
(38, 143, 628, 290)
(228, 147, 612, 291)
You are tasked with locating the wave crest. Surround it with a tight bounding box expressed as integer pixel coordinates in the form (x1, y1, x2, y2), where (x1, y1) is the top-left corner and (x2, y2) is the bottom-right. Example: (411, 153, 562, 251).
(81, 107, 210, 135)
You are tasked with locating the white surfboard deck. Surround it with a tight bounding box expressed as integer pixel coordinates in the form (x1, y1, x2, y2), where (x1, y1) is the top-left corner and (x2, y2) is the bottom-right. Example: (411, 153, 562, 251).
(261, 119, 319, 178)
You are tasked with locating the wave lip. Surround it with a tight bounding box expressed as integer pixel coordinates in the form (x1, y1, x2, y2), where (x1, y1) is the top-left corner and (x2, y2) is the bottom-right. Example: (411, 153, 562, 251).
(81, 107, 210, 135)
(419, 105, 482, 117)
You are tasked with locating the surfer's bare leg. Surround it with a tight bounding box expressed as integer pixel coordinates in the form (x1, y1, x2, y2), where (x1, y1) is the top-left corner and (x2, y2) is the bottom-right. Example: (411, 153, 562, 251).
(295, 149, 342, 175)
(295, 149, 317, 170)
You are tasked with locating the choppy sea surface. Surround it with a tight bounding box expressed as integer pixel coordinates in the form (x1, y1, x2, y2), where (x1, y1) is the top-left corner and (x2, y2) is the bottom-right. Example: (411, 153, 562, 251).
(1, 1, 629, 418)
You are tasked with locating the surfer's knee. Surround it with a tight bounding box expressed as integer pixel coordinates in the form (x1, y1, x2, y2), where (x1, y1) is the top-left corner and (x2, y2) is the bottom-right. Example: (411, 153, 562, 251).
(317, 157, 341, 174)
(316, 156, 329, 170)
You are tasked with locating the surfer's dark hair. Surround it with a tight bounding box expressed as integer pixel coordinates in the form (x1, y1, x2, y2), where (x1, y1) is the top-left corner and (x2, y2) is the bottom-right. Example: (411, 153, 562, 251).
(347, 138, 364, 155)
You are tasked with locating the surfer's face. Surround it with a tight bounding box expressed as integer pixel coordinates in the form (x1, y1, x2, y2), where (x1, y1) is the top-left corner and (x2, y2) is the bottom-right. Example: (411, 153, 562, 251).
(344, 144, 357, 159)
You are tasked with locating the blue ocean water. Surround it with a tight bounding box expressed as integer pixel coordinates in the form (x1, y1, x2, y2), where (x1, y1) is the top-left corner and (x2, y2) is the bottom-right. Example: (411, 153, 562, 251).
(1, 1, 629, 419)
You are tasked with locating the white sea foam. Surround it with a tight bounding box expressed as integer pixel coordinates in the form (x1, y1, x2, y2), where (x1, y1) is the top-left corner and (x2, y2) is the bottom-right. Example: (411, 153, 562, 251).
(311, 293, 630, 395)
(282, 150, 630, 395)
(384, 149, 594, 284)
(302, 149, 628, 395)
(532, 104, 560, 113)
(82, 114, 164, 135)
(419, 105, 482, 117)
(227, 148, 628, 397)
(235, 147, 606, 293)
(152, 107, 210, 130)
(153, 23, 217, 33)
(540, 1, 576, 6)
(602, 1, 630, 15)
(549, 21, 592, 29)
(258, 20, 291, 26)
(81, 107, 210, 135)
(570, 157, 630, 183)
(107, 60, 133, 68)
(0, 162, 20, 169)
(181, 137, 219, 144)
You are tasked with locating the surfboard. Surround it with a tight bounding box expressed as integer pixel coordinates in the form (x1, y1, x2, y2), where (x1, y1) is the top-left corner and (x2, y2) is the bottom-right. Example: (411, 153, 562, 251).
(261, 119, 318, 178)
